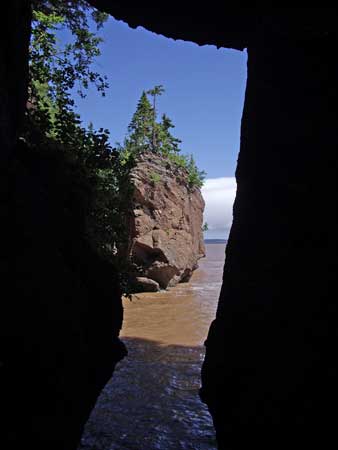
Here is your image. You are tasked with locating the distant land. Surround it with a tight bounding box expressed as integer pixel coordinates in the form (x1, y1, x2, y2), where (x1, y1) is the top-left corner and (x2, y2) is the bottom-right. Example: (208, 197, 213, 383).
(204, 239, 228, 244)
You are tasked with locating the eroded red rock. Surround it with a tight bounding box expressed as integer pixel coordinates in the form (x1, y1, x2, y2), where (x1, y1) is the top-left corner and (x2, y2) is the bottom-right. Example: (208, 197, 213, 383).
(129, 153, 205, 290)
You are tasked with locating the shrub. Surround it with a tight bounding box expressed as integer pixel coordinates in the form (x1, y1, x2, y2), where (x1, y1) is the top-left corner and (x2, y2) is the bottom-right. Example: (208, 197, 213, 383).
(149, 171, 161, 184)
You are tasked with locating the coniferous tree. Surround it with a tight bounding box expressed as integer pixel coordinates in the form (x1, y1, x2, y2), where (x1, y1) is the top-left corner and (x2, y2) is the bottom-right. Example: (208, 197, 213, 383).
(187, 154, 206, 189)
(121, 87, 205, 190)
(146, 85, 165, 151)
(158, 113, 182, 155)
(124, 91, 154, 153)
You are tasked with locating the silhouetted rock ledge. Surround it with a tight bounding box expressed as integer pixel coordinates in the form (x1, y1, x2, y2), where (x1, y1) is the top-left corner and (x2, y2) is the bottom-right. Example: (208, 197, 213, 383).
(135, 276, 160, 292)
(129, 152, 205, 291)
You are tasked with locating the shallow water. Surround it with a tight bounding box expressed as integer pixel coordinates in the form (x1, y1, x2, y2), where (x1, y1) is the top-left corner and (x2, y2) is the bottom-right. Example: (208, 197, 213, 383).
(79, 243, 226, 450)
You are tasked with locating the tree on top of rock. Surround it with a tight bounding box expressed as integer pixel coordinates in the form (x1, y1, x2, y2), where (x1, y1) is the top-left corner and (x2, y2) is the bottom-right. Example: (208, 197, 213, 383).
(124, 87, 181, 157)
(121, 86, 205, 190)
(146, 85, 165, 151)
(157, 114, 182, 155)
(124, 91, 154, 153)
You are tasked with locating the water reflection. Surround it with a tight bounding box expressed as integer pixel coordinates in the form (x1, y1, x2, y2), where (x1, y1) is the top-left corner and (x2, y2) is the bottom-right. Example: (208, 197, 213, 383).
(80, 338, 217, 450)
(79, 243, 226, 450)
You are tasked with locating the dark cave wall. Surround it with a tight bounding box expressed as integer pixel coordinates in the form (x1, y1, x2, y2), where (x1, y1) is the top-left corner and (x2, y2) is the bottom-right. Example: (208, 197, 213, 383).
(201, 35, 337, 448)
(1, 144, 126, 450)
(0, 2, 31, 162)
(89, 3, 338, 51)
(0, 3, 126, 450)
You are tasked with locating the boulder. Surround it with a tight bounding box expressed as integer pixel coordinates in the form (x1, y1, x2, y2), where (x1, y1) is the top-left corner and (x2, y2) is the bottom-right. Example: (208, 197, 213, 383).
(134, 276, 160, 292)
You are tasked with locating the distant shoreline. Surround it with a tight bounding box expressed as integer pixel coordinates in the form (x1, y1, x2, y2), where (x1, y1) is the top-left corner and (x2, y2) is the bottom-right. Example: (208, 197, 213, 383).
(204, 239, 227, 244)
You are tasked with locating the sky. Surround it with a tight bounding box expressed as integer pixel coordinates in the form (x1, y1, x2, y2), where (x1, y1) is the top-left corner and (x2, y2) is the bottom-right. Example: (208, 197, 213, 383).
(72, 16, 247, 238)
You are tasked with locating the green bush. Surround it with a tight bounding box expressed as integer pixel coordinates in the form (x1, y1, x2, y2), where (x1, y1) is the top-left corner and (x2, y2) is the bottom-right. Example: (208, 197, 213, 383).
(121, 87, 206, 190)
(149, 171, 161, 184)
(26, 0, 134, 295)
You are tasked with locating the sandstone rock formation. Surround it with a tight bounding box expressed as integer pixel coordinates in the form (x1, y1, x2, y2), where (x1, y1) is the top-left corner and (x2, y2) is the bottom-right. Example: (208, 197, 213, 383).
(128, 153, 205, 291)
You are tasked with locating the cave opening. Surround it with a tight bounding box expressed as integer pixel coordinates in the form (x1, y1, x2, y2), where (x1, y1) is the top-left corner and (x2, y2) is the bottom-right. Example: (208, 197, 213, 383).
(2, 4, 336, 450)
(76, 16, 247, 450)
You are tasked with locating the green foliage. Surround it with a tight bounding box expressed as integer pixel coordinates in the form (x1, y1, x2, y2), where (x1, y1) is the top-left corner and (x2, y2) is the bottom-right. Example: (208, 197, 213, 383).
(157, 114, 181, 155)
(146, 85, 165, 99)
(25, 0, 134, 294)
(146, 84, 165, 151)
(167, 152, 188, 169)
(122, 87, 205, 190)
(28, 0, 109, 143)
(124, 92, 154, 153)
(149, 171, 161, 184)
(202, 222, 209, 232)
(187, 155, 206, 189)
(123, 87, 182, 158)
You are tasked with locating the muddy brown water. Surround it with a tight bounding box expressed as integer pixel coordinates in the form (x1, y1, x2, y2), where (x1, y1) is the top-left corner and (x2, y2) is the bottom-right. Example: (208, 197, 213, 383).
(79, 243, 226, 450)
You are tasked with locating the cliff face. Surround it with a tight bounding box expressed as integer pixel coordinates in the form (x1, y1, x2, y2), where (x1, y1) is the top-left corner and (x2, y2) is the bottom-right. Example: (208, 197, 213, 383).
(129, 153, 205, 291)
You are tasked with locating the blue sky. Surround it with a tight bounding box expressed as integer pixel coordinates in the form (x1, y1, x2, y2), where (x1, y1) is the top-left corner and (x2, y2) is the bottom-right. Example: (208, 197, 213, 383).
(72, 16, 247, 237)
